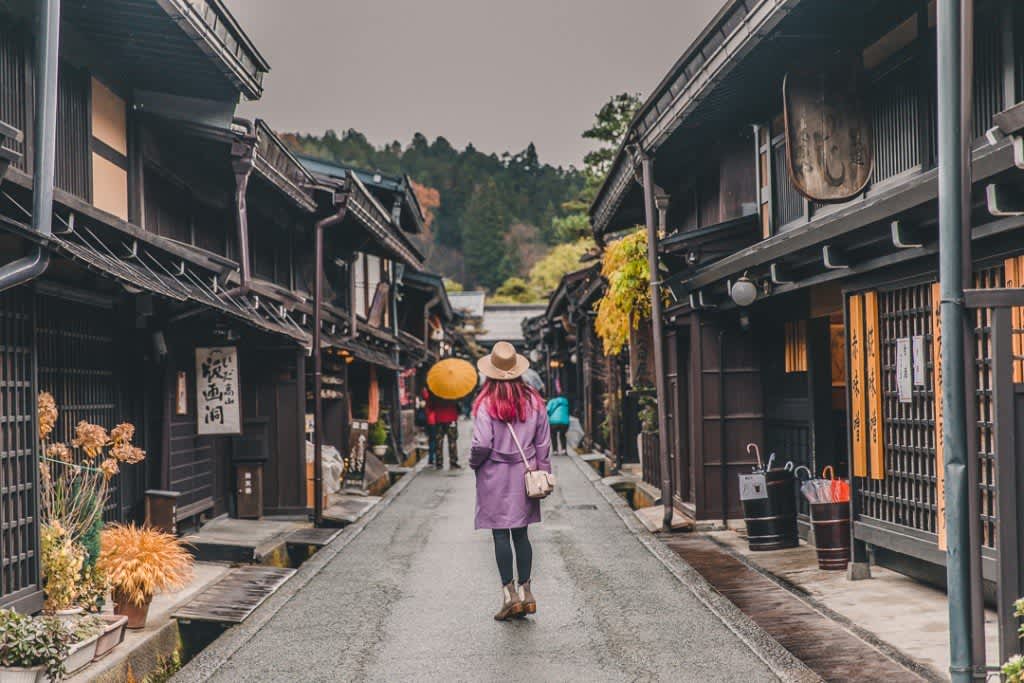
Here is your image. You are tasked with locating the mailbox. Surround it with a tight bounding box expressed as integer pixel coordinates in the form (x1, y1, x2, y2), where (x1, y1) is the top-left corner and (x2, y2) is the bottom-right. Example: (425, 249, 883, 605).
(145, 490, 181, 533)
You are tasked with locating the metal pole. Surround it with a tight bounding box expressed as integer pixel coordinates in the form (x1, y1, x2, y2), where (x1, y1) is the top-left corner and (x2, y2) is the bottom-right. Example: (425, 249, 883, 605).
(640, 153, 674, 531)
(937, 0, 974, 678)
(312, 206, 347, 527)
(0, 0, 60, 293)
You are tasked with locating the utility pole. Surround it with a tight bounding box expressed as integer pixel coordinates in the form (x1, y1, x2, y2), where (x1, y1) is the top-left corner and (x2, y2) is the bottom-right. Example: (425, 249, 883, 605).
(936, 0, 976, 679)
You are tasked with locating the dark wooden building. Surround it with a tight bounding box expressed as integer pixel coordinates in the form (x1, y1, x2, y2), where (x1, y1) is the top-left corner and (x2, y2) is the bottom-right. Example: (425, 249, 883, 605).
(590, 0, 1024, 653)
(0, 0, 457, 611)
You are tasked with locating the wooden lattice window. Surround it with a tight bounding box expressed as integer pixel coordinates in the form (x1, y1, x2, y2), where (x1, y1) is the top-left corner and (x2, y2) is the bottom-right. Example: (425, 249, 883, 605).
(0, 290, 40, 607)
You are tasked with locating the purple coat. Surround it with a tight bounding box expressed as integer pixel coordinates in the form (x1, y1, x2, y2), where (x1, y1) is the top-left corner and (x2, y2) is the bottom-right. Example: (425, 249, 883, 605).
(469, 404, 552, 530)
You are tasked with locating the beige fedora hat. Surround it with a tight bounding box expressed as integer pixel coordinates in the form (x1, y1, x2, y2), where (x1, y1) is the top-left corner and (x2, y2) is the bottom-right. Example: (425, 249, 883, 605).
(477, 341, 530, 381)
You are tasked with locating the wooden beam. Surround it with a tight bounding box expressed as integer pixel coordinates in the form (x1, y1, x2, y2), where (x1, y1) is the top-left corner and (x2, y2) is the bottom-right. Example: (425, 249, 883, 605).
(822, 245, 849, 270)
(770, 262, 793, 285)
(890, 220, 924, 248)
(986, 182, 1024, 216)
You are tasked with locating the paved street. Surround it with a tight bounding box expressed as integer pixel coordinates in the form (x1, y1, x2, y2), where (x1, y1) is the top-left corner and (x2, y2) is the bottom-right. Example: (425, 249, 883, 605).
(188, 420, 783, 682)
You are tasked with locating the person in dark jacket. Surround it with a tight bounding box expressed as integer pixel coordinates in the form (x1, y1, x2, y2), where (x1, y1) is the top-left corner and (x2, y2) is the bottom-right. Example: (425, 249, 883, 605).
(423, 387, 460, 470)
(546, 394, 570, 456)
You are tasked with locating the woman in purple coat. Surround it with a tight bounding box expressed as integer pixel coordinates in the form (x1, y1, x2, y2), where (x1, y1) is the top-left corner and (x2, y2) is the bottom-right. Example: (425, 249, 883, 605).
(470, 342, 552, 620)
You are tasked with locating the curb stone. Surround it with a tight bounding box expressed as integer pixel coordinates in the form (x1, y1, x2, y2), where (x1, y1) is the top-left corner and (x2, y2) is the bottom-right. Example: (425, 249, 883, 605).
(172, 458, 429, 682)
(567, 452, 823, 683)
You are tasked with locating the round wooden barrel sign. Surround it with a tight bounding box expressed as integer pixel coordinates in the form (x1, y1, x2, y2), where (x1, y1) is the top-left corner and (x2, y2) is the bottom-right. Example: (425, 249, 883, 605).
(783, 57, 873, 203)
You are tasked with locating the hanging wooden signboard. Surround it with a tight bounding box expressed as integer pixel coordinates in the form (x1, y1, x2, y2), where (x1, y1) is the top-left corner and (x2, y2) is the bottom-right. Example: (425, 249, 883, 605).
(783, 57, 873, 203)
(931, 283, 946, 550)
(196, 346, 241, 435)
(849, 294, 867, 478)
(864, 291, 885, 480)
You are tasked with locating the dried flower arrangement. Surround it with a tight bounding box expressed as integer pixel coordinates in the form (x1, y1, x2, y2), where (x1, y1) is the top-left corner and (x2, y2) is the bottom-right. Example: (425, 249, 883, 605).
(36, 392, 146, 616)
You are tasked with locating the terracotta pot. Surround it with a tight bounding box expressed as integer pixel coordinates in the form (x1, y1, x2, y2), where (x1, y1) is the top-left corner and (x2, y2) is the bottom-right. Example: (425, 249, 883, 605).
(92, 615, 128, 661)
(65, 632, 100, 675)
(112, 589, 152, 629)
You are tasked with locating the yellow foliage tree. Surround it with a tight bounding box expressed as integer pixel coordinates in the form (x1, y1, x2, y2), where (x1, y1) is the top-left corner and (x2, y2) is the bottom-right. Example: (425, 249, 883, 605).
(594, 229, 652, 356)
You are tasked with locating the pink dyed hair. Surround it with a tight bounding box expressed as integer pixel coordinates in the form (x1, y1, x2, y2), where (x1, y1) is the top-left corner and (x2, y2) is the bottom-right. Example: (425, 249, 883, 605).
(472, 378, 543, 423)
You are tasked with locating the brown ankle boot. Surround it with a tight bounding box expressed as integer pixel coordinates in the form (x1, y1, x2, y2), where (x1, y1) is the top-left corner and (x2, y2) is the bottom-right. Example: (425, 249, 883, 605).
(494, 581, 522, 621)
(517, 580, 536, 615)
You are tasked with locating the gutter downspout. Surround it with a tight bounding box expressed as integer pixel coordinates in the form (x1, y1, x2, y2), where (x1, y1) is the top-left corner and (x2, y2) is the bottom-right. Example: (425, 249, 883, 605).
(639, 151, 674, 531)
(0, 0, 60, 293)
(312, 202, 348, 527)
(230, 132, 256, 294)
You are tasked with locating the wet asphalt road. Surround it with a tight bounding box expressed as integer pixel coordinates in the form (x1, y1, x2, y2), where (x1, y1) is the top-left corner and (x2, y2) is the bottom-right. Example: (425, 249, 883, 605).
(194, 419, 779, 682)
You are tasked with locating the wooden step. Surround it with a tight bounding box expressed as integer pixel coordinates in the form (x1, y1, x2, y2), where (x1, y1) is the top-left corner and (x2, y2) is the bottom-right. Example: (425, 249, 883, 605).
(172, 566, 295, 625)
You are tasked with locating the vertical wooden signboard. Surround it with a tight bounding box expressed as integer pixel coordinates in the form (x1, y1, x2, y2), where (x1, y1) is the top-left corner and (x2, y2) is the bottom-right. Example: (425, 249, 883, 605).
(1004, 256, 1024, 382)
(864, 291, 884, 480)
(849, 294, 867, 478)
(931, 282, 946, 550)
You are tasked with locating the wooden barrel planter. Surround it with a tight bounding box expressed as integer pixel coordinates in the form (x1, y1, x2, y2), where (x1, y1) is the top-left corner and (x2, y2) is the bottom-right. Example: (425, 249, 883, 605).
(741, 469, 799, 551)
(810, 502, 851, 570)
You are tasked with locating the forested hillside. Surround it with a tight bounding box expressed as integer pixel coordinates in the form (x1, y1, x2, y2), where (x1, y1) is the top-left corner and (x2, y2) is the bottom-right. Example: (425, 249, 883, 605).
(284, 130, 583, 290)
(283, 93, 639, 295)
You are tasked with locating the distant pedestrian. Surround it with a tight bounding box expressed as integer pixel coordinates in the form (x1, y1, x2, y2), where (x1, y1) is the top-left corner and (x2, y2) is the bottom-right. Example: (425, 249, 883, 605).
(546, 394, 570, 456)
(470, 341, 552, 621)
(422, 387, 461, 470)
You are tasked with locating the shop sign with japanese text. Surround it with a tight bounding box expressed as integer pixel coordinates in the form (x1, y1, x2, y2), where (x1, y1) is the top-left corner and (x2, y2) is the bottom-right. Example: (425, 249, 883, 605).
(196, 346, 241, 435)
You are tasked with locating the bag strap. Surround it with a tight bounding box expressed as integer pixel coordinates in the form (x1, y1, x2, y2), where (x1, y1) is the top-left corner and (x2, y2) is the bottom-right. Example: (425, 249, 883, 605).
(505, 422, 534, 471)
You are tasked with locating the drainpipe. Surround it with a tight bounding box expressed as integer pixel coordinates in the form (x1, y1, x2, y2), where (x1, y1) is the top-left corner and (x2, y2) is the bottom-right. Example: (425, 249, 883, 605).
(0, 0, 60, 293)
(937, 0, 975, 680)
(719, 329, 728, 529)
(639, 151, 674, 531)
(230, 134, 255, 294)
(312, 202, 348, 527)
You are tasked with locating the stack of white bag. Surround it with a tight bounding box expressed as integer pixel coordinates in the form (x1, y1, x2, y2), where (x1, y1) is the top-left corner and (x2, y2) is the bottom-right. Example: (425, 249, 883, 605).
(305, 440, 345, 495)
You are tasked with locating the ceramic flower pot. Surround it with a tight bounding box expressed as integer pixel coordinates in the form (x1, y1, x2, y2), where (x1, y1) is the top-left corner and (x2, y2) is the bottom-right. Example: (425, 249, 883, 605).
(65, 632, 100, 675)
(92, 615, 128, 661)
(112, 589, 152, 629)
(372, 445, 388, 457)
(0, 665, 47, 683)
(53, 606, 85, 626)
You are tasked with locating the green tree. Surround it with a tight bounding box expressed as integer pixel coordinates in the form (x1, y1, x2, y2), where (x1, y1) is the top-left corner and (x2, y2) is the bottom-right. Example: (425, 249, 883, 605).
(528, 238, 595, 295)
(492, 277, 539, 303)
(462, 179, 508, 291)
(442, 278, 464, 293)
(563, 92, 642, 215)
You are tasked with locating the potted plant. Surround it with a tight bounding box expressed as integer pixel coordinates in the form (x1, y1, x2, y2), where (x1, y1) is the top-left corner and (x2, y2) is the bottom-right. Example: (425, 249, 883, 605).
(369, 421, 389, 457)
(64, 615, 104, 675)
(90, 615, 128, 662)
(0, 609, 70, 682)
(97, 524, 193, 629)
(39, 524, 85, 623)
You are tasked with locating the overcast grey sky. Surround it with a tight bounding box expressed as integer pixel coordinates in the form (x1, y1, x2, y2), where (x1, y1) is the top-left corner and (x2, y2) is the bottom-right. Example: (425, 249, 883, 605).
(223, 0, 724, 169)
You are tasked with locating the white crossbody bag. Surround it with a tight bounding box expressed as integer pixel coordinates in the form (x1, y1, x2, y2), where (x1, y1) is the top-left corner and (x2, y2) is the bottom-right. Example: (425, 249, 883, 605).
(506, 423, 555, 499)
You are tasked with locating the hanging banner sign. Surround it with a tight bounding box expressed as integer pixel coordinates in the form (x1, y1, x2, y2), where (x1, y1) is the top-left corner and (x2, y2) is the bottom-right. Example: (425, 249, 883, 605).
(783, 56, 873, 203)
(912, 335, 925, 386)
(896, 337, 912, 403)
(196, 346, 241, 435)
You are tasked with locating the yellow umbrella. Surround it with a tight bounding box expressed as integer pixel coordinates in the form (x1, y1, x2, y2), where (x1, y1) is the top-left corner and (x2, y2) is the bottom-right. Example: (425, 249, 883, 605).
(427, 358, 478, 400)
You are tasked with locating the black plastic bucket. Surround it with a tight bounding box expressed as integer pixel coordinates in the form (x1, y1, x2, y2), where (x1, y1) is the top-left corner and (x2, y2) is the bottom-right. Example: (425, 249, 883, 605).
(741, 469, 798, 551)
(810, 501, 851, 570)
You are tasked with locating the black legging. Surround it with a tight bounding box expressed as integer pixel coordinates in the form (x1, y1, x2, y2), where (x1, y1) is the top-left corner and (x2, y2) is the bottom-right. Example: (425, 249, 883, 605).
(492, 527, 532, 585)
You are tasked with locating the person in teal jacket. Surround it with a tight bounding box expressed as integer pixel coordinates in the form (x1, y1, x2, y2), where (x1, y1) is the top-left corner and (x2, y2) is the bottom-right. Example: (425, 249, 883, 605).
(546, 394, 570, 456)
